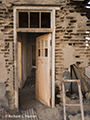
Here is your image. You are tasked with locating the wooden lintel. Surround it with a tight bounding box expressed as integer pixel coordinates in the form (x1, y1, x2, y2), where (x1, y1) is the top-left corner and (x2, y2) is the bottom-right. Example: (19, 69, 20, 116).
(17, 28, 53, 33)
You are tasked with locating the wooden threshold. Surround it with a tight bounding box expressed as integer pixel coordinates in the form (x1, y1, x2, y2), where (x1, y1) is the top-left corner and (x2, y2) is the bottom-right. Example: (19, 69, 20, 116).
(17, 28, 53, 33)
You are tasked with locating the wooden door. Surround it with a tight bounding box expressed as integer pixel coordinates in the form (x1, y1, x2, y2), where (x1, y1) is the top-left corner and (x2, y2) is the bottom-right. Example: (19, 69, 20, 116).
(36, 33, 51, 106)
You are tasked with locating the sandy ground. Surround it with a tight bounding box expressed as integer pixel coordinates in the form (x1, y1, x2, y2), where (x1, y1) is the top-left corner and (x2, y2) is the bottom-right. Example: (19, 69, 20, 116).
(19, 75, 90, 120)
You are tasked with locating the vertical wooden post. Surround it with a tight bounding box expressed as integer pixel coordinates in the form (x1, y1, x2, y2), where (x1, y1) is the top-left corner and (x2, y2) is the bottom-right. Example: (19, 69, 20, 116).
(39, 12, 41, 28)
(51, 9, 55, 108)
(72, 65, 85, 95)
(70, 65, 73, 94)
(14, 8, 19, 112)
(28, 12, 30, 28)
(79, 68, 89, 93)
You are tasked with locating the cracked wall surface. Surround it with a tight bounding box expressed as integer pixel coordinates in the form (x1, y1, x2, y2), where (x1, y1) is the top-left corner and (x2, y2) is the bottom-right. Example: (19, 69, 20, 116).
(55, 5, 90, 84)
(0, 1, 14, 110)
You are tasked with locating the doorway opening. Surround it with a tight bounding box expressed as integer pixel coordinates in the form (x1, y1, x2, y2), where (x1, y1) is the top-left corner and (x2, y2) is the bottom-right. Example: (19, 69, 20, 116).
(17, 32, 52, 109)
(14, 7, 58, 110)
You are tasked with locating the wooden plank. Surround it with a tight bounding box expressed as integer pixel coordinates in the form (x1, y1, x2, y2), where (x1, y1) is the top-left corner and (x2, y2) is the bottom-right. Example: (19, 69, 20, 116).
(51, 9, 55, 108)
(15, 6, 60, 11)
(62, 81, 66, 120)
(21, 109, 39, 120)
(78, 81, 84, 120)
(17, 28, 52, 33)
(36, 33, 51, 107)
(62, 80, 84, 120)
(18, 10, 52, 13)
(18, 41, 22, 89)
(29, 109, 32, 120)
(22, 111, 24, 120)
(66, 104, 80, 106)
(72, 65, 85, 95)
(28, 12, 30, 28)
(73, 64, 89, 93)
(39, 12, 41, 28)
(14, 8, 19, 112)
(79, 68, 89, 93)
(74, 64, 90, 81)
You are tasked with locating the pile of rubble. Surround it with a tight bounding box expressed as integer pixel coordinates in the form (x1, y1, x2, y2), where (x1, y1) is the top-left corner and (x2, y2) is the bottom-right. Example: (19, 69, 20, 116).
(68, 114, 90, 120)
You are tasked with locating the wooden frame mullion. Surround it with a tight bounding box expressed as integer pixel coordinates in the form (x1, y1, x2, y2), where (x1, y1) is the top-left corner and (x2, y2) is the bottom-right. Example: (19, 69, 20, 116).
(39, 12, 41, 28)
(28, 12, 30, 28)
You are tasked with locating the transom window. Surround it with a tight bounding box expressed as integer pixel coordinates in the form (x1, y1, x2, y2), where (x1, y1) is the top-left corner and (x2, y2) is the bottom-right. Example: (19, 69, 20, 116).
(19, 12, 51, 28)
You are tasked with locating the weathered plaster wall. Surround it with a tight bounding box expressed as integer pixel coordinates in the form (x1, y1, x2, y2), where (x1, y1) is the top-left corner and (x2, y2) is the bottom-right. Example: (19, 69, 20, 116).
(0, 0, 90, 110)
(2, 0, 65, 6)
(55, 5, 90, 85)
(0, 1, 15, 110)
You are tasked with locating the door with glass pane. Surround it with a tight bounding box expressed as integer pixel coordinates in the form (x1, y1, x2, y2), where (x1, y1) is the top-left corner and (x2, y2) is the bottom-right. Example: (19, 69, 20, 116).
(36, 33, 51, 106)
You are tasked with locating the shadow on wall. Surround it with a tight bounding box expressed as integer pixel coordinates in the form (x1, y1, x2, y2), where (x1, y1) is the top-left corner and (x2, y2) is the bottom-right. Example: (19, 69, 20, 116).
(0, 83, 8, 110)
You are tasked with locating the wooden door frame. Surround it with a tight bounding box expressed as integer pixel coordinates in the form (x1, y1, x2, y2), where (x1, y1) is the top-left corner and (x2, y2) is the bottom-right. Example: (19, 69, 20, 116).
(14, 6, 60, 111)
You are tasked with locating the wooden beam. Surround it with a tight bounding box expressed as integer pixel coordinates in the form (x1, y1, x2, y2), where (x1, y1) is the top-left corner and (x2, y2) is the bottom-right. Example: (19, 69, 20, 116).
(72, 65, 85, 95)
(28, 12, 30, 28)
(70, 65, 73, 94)
(14, 8, 19, 112)
(14, 6, 60, 11)
(79, 68, 89, 93)
(73, 64, 89, 93)
(74, 64, 90, 81)
(39, 12, 41, 28)
(17, 28, 53, 33)
(72, 65, 78, 79)
(51, 9, 55, 108)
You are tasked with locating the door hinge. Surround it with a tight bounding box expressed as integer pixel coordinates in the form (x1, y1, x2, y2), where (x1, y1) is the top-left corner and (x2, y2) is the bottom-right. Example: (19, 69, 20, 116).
(50, 39, 52, 46)
(50, 69, 52, 76)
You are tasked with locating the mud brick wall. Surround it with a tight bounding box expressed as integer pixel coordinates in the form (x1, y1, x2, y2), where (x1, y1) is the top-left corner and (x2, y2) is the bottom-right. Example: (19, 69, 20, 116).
(0, 1, 15, 110)
(0, 0, 66, 111)
(55, 5, 90, 86)
(0, 0, 90, 110)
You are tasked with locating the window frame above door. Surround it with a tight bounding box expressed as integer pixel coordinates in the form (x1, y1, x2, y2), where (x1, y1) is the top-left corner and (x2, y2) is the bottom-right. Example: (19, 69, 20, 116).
(18, 11, 51, 29)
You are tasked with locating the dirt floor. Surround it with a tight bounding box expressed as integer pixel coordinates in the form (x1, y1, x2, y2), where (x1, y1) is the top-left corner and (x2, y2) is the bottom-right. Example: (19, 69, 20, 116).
(19, 76, 63, 120)
(19, 73, 90, 120)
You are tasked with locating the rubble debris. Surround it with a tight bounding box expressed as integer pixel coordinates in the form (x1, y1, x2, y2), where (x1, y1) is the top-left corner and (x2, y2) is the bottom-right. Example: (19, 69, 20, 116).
(68, 114, 90, 120)
(68, 114, 81, 120)
(86, 92, 90, 102)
